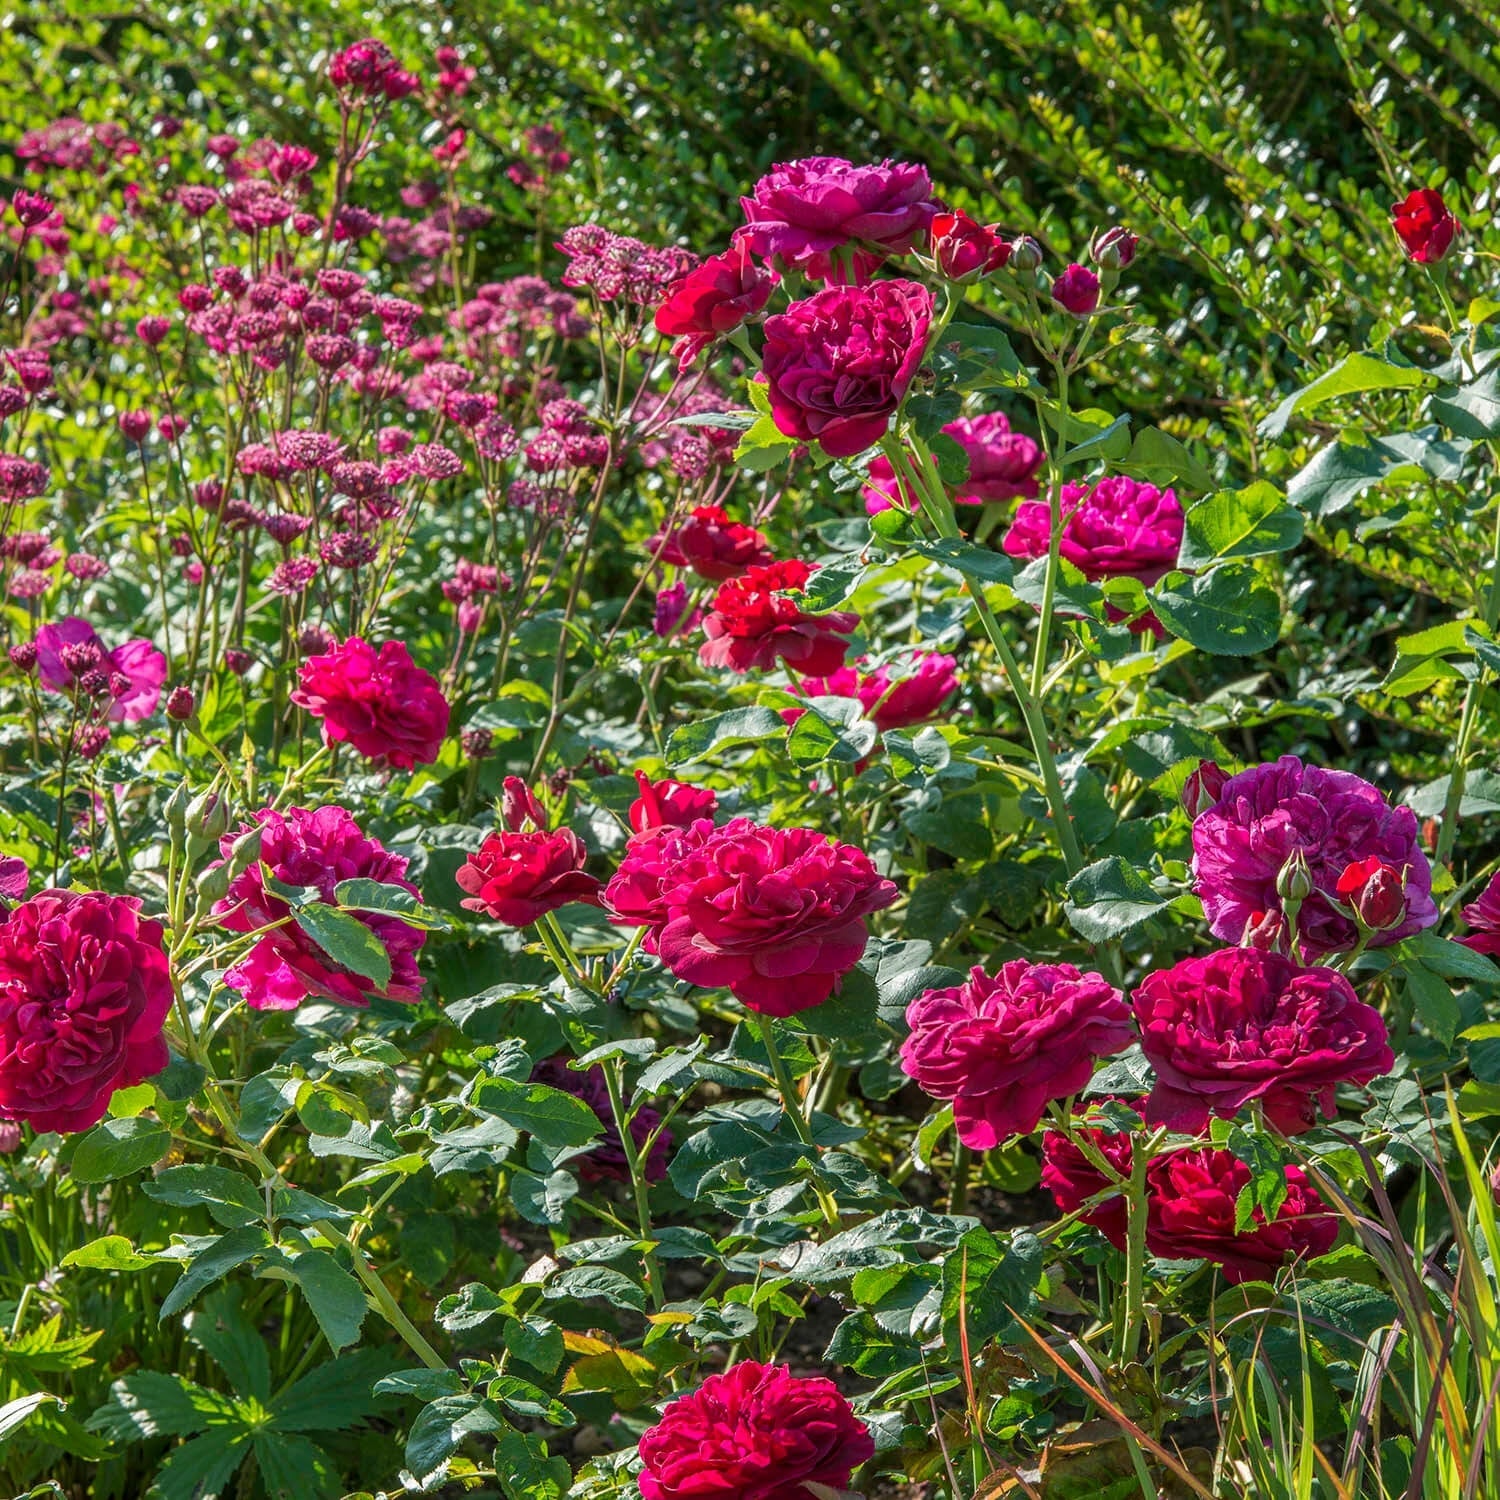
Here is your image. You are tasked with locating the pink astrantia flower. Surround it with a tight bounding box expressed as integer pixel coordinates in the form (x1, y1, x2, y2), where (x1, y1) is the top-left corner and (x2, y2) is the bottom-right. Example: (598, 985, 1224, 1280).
(213, 805, 426, 1012)
(1134, 946, 1393, 1134)
(864, 410, 1042, 514)
(760, 280, 932, 458)
(737, 156, 940, 283)
(637, 1360, 874, 1500)
(34, 617, 166, 722)
(291, 636, 449, 769)
(0, 889, 172, 1133)
(800, 650, 959, 732)
(1003, 474, 1183, 585)
(901, 961, 1134, 1148)
(650, 818, 899, 1014)
(1191, 756, 1438, 958)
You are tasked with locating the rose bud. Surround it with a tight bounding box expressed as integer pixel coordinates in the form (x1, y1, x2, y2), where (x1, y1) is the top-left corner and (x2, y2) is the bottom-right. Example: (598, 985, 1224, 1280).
(930, 210, 1011, 282)
(1391, 188, 1458, 265)
(1090, 226, 1138, 271)
(165, 685, 195, 721)
(1008, 234, 1044, 272)
(1050, 262, 1101, 316)
(1275, 847, 1314, 904)
(1242, 908, 1288, 954)
(1182, 759, 1228, 819)
(1335, 857, 1407, 933)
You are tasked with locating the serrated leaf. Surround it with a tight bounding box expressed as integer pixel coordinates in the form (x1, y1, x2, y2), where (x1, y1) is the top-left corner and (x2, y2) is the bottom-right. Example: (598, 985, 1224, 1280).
(70, 1117, 170, 1184)
(1153, 566, 1282, 657)
(160, 1227, 271, 1321)
(1065, 857, 1170, 941)
(143, 1166, 264, 1229)
(665, 705, 785, 767)
(290, 905, 392, 990)
(288, 1250, 368, 1354)
(1181, 482, 1303, 566)
(1259, 351, 1431, 439)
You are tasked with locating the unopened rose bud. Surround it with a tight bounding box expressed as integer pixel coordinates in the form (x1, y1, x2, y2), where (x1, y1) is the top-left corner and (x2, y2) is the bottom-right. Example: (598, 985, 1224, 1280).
(501, 775, 547, 832)
(1050, 263, 1101, 317)
(1008, 234, 1044, 273)
(1276, 848, 1314, 904)
(1335, 857, 1407, 932)
(1242, 908, 1287, 954)
(166, 685, 195, 721)
(186, 788, 230, 843)
(1182, 759, 1228, 819)
(1091, 226, 1138, 271)
(8, 642, 36, 673)
(930, 211, 1010, 283)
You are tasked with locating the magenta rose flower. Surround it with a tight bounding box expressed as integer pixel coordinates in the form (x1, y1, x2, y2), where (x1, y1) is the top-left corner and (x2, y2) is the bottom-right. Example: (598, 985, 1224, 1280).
(737, 155, 940, 283)
(1144, 1147, 1337, 1284)
(637, 1360, 874, 1500)
(34, 616, 167, 722)
(761, 280, 932, 458)
(1459, 871, 1500, 955)
(1134, 946, 1393, 1135)
(901, 961, 1134, 1148)
(698, 559, 858, 677)
(1050, 262, 1101, 316)
(654, 243, 777, 366)
(651, 818, 898, 1014)
(531, 1058, 671, 1183)
(1191, 755, 1438, 958)
(800, 650, 959, 732)
(0, 889, 172, 1134)
(213, 805, 427, 1011)
(864, 410, 1042, 514)
(628, 772, 718, 834)
(649, 504, 775, 582)
(1003, 474, 1183, 586)
(291, 636, 449, 769)
(602, 820, 714, 952)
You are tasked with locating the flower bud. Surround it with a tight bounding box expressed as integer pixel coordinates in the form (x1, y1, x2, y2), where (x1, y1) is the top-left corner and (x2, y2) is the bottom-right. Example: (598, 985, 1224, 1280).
(186, 788, 230, 844)
(1335, 857, 1406, 933)
(1181, 760, 1228, 819)
(1050, 263, 1101, 317)
(1090, 226, 1138, 271)
(501, 776, 547, 832)
(1276, 849, 1314, 904)
(1008, 234, 1044, 273)
(1391, 187, 1458, 266)
(1241, 908, 1287, 954)
(166, 685, 195, 721)
(930, 211, 1010, 283)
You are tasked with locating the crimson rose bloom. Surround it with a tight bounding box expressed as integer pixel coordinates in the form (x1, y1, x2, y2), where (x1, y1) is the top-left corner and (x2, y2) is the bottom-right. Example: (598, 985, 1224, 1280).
(654, 243, 776, 366)
(699, 559, 858, 677)
(457, 829, 601, 926)
(737, 155, 939, 283)
(637, 1360, 874, 1500)
(1004, 474, 1183, 585)
(0, 890, 172, 1133)
(1191, 756, 1438, 958)
(931, 210, 1010, 281)
(1391, 188, 1457, 264)
(214, 805, 427, 1011)
(532, 1058, 671, 1182)
(761, 280, 932, 458)
(1040, 1109, 1138, 1245)
(864, 411, 1042, 513)
(652, 818, 898, 1014)
(800, 650, 959, 731)
(602, 820, 713, 951)
(650, 504, 775, 582)
(1459, 871, 1500, 955)
(1050, 262, 1101, 316)
(1145, 1147, 1337, 1284)
(628, 772, 718, 833)
(1134, 947, 1393, 1134)
(292, 636, 449, 769)
(1335, 857, 1407, 932)
(901, 961, 1134, 1148)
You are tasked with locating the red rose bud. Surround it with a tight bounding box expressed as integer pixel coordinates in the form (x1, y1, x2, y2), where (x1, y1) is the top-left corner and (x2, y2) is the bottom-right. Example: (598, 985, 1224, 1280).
(1242, 908, 1288, 954)
(1391, 188, 1457, 265)
(500, 775, 548, 833)
(1091, 225, 1138, 271)
(930, 210, 1011, 282)
(1335, 857, 1406, 932)
(629, 772, 717, 834)
(165, 685, 195, 721)
(1008, 234, 1044, 272)
(1182, 759, 1228, 818)
(1050, 262, 1101, 316)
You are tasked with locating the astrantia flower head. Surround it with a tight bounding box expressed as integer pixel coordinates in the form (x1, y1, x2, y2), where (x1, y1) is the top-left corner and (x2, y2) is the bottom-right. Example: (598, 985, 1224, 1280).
(1134, 946, 1393, 1134)
(0, 890, 172, 1134)
(698, 558, 858, 677)
(1191, 755, 1437, 958)
(213, 805, 426, 1011)
(902, 960, 1134, 1147)
(637, 1361, 874, 1500)
(291, 637, 449, 769)
(34, 617, 165, 721)
(737, 156, 940, 283)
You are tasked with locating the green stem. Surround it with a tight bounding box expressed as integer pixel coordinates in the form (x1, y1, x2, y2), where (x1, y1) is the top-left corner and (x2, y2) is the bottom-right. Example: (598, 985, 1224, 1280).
(755, 1013, 841, 1231)
(599, 1060, 664, 1309)
(1030, 362, 1070, 701)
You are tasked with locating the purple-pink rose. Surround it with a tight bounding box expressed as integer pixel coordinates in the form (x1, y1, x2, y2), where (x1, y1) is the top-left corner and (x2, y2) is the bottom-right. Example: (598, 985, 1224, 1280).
(34, 617, 166, 722)
(800, 650, 959, 732)
(1459, 871, 1500, 955)
(1003, 474, 1183, 586)
(864, 410, 1042, 514)
(1134, 946, 1393, 1135)
(760, 280, 932, 459)
(900, 960, 1134, 1148)
(1191, 755, 1438, 958)
(736, 155, 940, 283)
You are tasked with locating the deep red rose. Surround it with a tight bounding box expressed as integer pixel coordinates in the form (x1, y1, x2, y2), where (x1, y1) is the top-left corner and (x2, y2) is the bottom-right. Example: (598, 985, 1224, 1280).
(212, 805, 426, 1012)
(760, 280, 932, 458)
(1134, 946, 1393, 1135)
(637, 1360, 874, 1500)
(602, 820, 715, 951)
(698, 559, 858, 677)
(653, 243, 777, 362)
(1050, 262, 1101, 315)
(0, 890, 172, 1134)
(650, 504, 775, 582)
(1391, 188, 1457, 264)
(1039, 1108, 1138, 1245)
(628, 772, 718, 834)
(931, 210, 1011, 281)
(901, 960, 1134, 1148)
(1459, 870, 1500, 955)
(652, 817, 898, 1014)
(291, 636, 449, 769)
(456, 829, 601, 927)
(737, 155, 940, 283)
(1334, 857, 1407, 932)
(1145, 1147, 1337, 1284)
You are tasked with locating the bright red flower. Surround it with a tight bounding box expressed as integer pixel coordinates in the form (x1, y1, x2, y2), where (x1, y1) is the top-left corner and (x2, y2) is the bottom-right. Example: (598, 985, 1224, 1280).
(698, 559, 858, 677)
(650, 504, 775, 582)
(930, 210, 1011, 281)
(628, 772, 718, 834)
(1391, 188, 1457, 264)
(456, 829, 601, 927)
(1334, 858, 1407, 932)
(653, 242, 777, 364)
